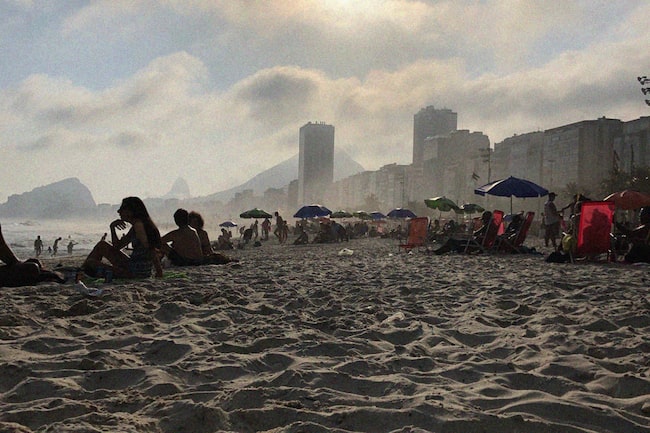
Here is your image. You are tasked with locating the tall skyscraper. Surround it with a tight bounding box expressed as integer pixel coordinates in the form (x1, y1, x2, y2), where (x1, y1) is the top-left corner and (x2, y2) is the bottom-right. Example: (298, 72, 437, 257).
(413, 106, 457, 164)
(299, 122, 335, 205)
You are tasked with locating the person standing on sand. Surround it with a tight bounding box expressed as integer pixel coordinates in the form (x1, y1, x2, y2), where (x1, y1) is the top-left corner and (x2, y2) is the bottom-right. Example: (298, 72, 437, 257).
(83, 196, 163, 279)
(1, 223, 65, 287)
(543, 192, 561, 250)
(274, 212, 285, 243)
(34, 235, 43, 257)
(52, 237, 62, 256)
(67, 240, 77, 255)
(261, 217, 271, 240)
(251, 220, 259, 241)
(281, 220, 289, 243)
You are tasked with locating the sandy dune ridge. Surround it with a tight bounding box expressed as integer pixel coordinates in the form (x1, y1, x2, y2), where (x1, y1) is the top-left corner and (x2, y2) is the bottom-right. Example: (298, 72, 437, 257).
(0, 237, 649, 432)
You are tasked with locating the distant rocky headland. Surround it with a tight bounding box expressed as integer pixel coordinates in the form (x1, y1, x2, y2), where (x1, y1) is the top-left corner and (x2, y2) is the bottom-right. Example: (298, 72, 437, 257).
(0, 150, 365, 221)
(0, 178, 97, 219)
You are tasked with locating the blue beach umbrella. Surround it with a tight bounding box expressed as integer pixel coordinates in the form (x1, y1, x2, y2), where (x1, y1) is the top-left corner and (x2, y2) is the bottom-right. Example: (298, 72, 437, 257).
(387, 208, 417, 218)
(475, 176, 548, 213)
(293, 204, 332, 219)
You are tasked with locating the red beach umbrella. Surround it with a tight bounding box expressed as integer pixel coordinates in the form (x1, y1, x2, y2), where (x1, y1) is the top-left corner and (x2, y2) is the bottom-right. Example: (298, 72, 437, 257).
(603, 190, 650, 210)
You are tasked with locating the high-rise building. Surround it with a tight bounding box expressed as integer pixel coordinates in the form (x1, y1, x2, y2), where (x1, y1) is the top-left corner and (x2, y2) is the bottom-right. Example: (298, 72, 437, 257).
(413, 106, 457, 164)
(299, 122, 335, 205)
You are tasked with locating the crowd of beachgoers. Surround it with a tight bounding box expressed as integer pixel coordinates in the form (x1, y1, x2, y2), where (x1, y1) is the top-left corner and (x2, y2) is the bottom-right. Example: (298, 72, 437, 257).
(1, 195, 649, 432)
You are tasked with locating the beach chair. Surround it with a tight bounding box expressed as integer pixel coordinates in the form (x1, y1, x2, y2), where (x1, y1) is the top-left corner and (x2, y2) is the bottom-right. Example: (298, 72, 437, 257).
(573, 201, 615, 262)
(398, 217, 429, 252)
(498, 211, 535, 253)
(464, 210, 504, 253)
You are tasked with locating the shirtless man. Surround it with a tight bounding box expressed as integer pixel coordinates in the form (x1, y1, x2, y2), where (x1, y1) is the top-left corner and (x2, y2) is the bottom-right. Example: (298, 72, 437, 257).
(274, 211, 286, 243)
(161, 209, 204, 266)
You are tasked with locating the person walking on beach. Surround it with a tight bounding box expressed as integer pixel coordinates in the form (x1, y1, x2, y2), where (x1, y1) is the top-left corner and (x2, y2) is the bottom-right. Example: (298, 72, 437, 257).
(543, 192, 561, 250)
(274, 212, 286, 243)
(82, 196, 163, 279)
(52, 237, 62, 256)
(34, 236, 43, 257)
(67, 240, 77, 255)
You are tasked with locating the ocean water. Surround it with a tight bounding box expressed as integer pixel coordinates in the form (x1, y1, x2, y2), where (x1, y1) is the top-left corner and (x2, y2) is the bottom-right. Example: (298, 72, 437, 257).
(1, 218, 109, 259)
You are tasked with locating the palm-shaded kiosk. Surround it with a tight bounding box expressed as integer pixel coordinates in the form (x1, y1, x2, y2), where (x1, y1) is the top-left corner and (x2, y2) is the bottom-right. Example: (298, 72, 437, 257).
(474, 176, 548, 214)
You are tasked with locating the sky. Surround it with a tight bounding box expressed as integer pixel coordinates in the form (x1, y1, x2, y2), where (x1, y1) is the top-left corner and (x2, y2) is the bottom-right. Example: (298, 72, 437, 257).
(1, 0, 648, 204)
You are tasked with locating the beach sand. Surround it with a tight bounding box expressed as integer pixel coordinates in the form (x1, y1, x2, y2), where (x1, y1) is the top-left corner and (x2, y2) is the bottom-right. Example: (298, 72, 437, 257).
(0, 236, 649, 432)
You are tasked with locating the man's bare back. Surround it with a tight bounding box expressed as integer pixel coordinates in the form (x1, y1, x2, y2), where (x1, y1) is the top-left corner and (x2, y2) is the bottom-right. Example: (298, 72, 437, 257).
(161, 226, 203, 261)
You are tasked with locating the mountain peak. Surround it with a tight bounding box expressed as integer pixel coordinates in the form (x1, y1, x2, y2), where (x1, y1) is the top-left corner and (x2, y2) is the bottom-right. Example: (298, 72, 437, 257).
(162, 177, 191, 200)
(202, 149, 364, 202)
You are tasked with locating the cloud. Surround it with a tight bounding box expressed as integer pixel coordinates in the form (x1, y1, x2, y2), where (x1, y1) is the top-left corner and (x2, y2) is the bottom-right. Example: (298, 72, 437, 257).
(0, 1, 648, 203)
(61, 0, 149, 36)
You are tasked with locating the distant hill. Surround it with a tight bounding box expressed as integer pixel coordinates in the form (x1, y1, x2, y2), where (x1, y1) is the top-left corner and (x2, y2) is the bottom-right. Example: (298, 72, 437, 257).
(0, 177, 96, 218)
(161, 177, 191, 200)
(0, 152, 365, 218)
(200, 149, 365, 203)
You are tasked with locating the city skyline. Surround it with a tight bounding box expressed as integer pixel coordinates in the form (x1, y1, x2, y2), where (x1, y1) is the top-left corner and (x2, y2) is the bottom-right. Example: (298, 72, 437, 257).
(1, 1, 648, 204)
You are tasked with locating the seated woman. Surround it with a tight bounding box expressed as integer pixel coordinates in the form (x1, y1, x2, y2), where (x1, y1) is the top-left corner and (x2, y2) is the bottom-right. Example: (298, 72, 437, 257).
(433, 211, 492, 255)
(188, 211, 236, 264)
(0, 223, 65, 287)
(83, 197, 163, 278)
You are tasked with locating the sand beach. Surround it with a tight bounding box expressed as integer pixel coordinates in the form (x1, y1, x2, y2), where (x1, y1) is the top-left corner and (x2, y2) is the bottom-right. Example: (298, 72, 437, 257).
(0, 236, 649, 432)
